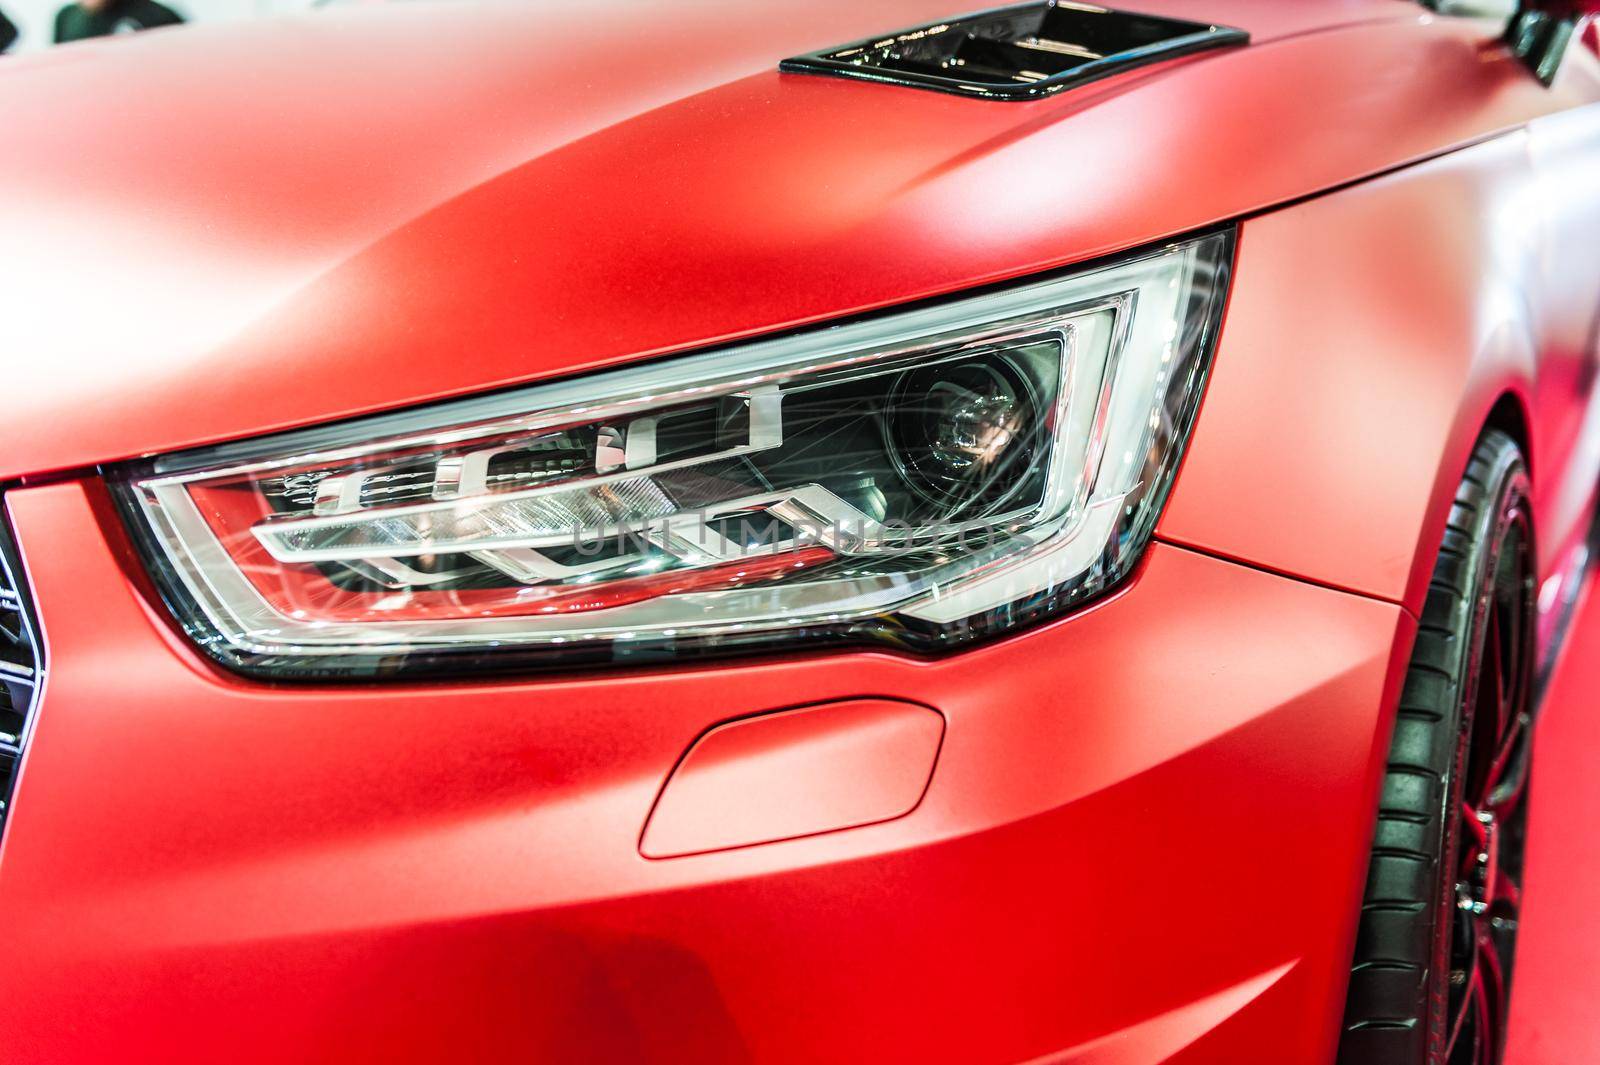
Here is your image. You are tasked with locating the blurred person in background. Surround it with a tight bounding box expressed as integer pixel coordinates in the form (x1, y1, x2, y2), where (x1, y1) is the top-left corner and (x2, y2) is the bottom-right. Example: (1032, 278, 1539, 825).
(54, 0, 182, 42)
(1, 7, 17, 52)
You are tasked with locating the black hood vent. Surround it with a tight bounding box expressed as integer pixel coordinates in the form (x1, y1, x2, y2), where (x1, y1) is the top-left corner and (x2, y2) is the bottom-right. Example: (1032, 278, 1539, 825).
(782, 2, 1248, 101)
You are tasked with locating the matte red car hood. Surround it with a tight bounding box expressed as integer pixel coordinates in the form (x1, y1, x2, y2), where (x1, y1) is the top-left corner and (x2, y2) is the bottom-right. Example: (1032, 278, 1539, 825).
(0, 0, 1570, 478)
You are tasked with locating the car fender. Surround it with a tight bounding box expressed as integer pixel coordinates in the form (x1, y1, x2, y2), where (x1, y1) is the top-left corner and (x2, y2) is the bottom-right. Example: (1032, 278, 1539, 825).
(1159, 120, 1600, 626)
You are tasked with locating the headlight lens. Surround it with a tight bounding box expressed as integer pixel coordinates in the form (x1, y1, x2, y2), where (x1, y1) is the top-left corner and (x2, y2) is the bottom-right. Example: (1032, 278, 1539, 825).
(118, 232, 1232, 678)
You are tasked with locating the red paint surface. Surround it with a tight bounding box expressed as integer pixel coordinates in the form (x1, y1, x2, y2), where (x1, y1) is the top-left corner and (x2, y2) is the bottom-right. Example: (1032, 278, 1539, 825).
(0, 479, 1409, 1063)
(641, 699, 944, 859)
(1508, 575, 1600, 1064)
(2, 5, 1596, 480)
(0, 3, 1598, 1062)
(1161, 110, 1600, 617)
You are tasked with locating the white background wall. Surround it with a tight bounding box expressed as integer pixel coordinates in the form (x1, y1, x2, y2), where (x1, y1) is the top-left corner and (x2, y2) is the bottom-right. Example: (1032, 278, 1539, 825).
(4, 0, 316, 53)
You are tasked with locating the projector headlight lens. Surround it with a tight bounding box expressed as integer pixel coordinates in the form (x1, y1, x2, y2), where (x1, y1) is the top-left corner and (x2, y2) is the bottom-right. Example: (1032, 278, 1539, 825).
(884, 352, 1045, 510)
(117, 232, 1233, 678)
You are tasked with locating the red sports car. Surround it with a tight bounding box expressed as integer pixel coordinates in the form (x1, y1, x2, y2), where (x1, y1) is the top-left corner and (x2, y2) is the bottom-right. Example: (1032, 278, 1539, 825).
(1, 1, 1598, 1062)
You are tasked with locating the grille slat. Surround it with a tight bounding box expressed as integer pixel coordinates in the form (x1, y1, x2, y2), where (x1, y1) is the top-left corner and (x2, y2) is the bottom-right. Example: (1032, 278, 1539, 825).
(0, 521, 40, 837)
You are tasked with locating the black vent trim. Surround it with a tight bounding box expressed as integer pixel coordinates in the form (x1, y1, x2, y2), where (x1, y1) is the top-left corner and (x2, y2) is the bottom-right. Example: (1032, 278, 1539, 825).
(781, 2, 1248, 101)
(0, 510, 41, 837)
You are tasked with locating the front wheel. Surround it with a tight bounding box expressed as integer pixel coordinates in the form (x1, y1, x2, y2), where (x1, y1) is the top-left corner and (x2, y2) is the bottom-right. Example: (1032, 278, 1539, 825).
(1337, 430, 1536, 1065)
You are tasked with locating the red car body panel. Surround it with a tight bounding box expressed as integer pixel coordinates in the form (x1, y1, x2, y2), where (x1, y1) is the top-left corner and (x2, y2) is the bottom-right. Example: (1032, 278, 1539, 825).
(0, 4, 1593, 489)
(1, 479, 1410, 1064)
(2, 1, 1600, 1062)
(1162, 114, 1600, 619)
(638, 697, 946, 859)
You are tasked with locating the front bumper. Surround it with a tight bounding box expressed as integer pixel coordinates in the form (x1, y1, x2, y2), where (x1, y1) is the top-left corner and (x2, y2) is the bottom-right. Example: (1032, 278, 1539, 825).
(0, 478, 1410, 1064)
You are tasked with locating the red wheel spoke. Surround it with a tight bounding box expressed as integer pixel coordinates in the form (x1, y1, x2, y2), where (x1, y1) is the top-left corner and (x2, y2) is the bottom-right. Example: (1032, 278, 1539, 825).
(1478, 925, 1511, 1065)
(1497, 869, 1521, 912)
(1486, 600, 1531, 804)
(1480, 925, 1506, 1004)
(1447, 950, 1482, 1059)
(1484, 716, 1527, 810)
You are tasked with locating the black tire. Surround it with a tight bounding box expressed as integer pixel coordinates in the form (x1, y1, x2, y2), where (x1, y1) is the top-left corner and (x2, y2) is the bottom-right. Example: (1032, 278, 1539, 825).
(1337, 430, 1536, 1065)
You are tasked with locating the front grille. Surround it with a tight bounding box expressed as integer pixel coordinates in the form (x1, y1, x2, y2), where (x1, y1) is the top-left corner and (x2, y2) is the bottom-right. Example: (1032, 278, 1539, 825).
(0, 517, 41, 835)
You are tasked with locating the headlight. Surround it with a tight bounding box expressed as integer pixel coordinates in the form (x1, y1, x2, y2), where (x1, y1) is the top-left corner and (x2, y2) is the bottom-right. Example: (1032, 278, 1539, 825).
(117, 232, 1233, 678)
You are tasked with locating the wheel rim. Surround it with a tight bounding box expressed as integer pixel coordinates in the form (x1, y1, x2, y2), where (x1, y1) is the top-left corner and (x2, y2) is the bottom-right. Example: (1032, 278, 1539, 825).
(1444, 499, 1535, 1065)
